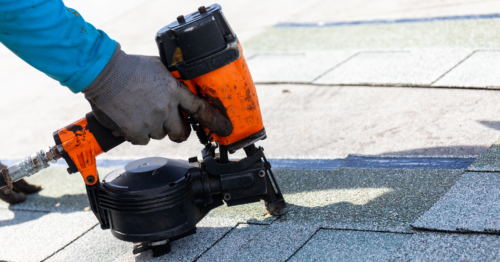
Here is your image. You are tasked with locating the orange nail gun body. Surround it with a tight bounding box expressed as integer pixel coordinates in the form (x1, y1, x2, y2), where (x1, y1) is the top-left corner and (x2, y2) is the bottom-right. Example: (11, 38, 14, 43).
(157, 5, 266, 152)
(171, 50, 265, 151)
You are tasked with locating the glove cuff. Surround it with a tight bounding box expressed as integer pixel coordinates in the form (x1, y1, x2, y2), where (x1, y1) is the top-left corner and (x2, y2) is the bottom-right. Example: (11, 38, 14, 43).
(83, 43, 140, 105)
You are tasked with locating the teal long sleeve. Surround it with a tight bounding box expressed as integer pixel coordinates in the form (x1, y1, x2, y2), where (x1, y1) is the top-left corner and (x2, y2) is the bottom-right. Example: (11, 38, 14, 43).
(0, 0, 117, 93)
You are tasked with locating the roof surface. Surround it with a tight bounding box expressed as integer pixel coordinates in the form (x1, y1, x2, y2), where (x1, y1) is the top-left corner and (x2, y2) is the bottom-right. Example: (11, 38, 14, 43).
(2, 0, 500, 261)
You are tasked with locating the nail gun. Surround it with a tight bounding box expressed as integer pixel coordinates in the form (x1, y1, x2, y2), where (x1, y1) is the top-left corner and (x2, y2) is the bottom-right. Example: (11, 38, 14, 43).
(0, 4, 287, 257)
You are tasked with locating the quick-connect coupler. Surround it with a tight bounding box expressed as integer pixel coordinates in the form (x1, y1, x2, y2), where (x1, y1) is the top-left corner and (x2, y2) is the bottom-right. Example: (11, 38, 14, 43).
(0, 146, 61, 189)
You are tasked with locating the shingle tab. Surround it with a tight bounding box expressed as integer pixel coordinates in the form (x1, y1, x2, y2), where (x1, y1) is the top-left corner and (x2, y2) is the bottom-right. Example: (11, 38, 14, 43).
(199, 221, 318, 262)
(391, 232, 500, 261)
(278, 168, 463, 231)
(314, 49, 472, 86)
(47, 217, 238, 262)
(197, 224, 268, 262)
(289, 229, 411, 262)
(433, 51, 500, 88)
(468, 137, 500, 171)
(247, 51, 355, 83)
(412, 172, 500, 233)
(0, 210, 98, 262)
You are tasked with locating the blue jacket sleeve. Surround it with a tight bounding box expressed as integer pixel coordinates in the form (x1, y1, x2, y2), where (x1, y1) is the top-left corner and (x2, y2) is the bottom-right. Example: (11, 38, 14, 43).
(0, 0, 117, 93)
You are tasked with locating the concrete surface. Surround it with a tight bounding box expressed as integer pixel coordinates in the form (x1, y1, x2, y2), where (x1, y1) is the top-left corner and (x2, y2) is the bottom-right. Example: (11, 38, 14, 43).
(289, 229, 411, 262)
(412, 172, 500, 233)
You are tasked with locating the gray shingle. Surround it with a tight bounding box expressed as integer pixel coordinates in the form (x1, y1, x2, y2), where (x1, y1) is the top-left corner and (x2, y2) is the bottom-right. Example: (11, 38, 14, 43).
(391, 232, 500, 261)
(0, 167, 116, 212)
(247, 51, 355, 83)
(289, 229, 411, 262)
(197, 224, 268, 262)
(243, 19, 500, 51)
(206, 200, 277, 225)
(314, 49, 472, 86)
(199, 221, 318, 262)
(433, 51, 500, 88)
(412, 172, 500, 233)
(278, 168, 463, 231)
(0, 210, 98, 262)
(468, 137, 500, 171)
(47, 217, 237, 262)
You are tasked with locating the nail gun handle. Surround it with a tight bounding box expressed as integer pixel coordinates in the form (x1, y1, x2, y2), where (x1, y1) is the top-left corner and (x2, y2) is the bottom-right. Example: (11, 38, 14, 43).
(54, 112, 125, 184)
(85, 112, 125, 152)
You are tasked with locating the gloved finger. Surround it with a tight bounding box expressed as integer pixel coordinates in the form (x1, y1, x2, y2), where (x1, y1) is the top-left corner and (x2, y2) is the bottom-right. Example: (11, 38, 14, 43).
(128, 136, 150, 146)
(164, 109, 191, 143)
(175, 82, 233, 137)
(149, 126, 167, 140)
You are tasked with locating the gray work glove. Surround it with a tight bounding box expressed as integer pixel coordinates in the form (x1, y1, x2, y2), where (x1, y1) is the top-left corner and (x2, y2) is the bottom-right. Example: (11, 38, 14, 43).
(83, 44, 232, 145)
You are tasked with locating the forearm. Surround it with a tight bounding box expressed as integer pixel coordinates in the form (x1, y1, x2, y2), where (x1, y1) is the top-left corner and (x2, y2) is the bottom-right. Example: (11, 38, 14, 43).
(0, 0, 116, 93)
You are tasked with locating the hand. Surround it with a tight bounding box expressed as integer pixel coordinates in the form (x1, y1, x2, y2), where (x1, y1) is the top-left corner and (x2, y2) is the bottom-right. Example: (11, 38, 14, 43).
(83, 44, 232, 145)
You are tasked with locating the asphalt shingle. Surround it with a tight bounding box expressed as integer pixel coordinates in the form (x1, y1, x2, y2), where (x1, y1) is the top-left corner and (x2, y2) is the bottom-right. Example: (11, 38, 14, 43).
(433, 51, 500, 88)
(412, 172, 500, 233)
(391, 232, 500, 261)
(200, 168, 463, 231)
(278, 168, 464, 232)
(0, 167, 116, 212)
(46, 225, 130, 262)
(247, 51, 355, 83)
(0, 210, 98, 262)
(197, 224, 268, 262)
(314, 49, 472, 86)
(468, 137, 500, 171)
(289, 229, 411, 262)
(244, 19, 500, 51)
(47, 217, 237, 262)
(199, 221, 318, 262)
(206, 200, 277, 225)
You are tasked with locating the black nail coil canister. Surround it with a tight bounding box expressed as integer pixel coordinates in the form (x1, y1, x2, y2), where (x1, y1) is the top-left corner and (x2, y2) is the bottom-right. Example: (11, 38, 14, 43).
(97, 157, 199, 243)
